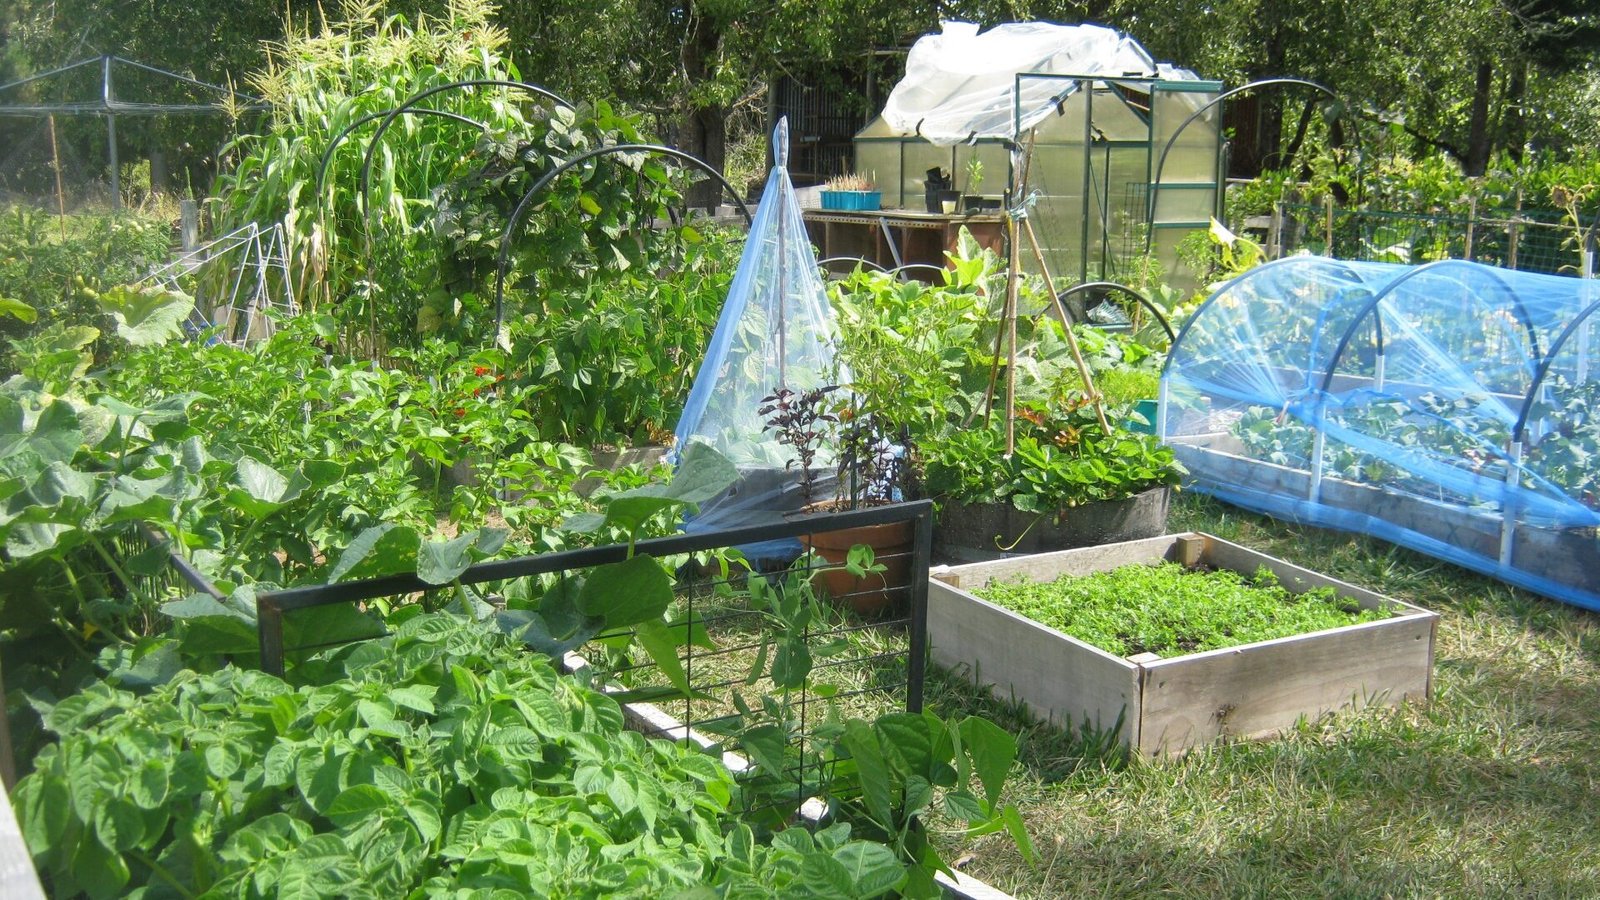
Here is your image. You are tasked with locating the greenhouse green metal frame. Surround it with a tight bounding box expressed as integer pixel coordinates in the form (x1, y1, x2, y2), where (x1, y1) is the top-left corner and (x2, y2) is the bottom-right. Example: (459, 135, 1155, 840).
(854, 72, 1223, 287)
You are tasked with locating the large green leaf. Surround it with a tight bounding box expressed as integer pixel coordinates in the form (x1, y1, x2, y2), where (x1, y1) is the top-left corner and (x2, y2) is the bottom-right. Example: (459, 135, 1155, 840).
(958, 715, 1017, 813)
(97, 283, 196, 346)
(840, 720, 894, 831)
(0, 295, 37, 322)
(564, 443, 736, 537)
(0, 397, 84, 466)
(226, 457, 307, 519)
(832, 842, 905, 898)
(575, 554, 672, 626)
(329, 524, 421, 582)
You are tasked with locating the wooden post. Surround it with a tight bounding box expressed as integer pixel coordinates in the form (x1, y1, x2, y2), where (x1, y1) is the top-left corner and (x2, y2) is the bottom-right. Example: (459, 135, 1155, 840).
(1003, 210, 1021, 455)
(180, 199, 199, 251)
(1507, 189, 1522, 270)
(103, 55, 120, 210)
(1269, 200, 1284, 259)
(47, 115, 66, 238)
(1465, 196, 1477, 260)
(1023, 216, 1110, 435)
(1323, 194, 1334, 257)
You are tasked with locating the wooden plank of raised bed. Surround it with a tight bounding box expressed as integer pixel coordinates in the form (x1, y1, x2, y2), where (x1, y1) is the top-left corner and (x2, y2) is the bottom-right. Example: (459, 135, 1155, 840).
(931, 533, 1186, 591)
(928, 580, 1142, 745)
(1136, 612, 1436, 755)
(0, 785, 45, 900)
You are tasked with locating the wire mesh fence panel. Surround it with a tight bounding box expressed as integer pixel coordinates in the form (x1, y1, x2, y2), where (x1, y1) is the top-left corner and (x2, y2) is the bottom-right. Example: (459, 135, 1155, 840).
(1279, 203, 1587, 276)
(257, 502, 934, 822)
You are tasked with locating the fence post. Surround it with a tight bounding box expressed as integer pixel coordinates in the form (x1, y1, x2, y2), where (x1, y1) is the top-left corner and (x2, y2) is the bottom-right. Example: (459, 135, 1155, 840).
(180, 199, 199, 251)
(1324, 195, 1334, 257)
(1465, 197, 1477, 260)
(1507, 190, 1522, 270)
(1269, 201, 1284, 259)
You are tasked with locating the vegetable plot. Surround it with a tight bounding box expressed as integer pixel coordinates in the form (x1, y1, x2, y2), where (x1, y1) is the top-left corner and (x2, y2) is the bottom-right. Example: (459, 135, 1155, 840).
(973, 562, 1392, 658)
(12, 614, 913, 899)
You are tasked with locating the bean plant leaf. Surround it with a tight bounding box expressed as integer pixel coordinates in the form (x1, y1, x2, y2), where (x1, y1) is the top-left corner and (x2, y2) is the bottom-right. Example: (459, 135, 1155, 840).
(635, 618, 692, 697)
(875, 713, 934, 777)
(564, 443, 736, 536)
(418, 533, 478, 585)
(418, 528, 506, 585)
(832, 842, 905, 897)
(840, 720, 894, 831)
(958, 716, 1017, 813)
(1000, 803, 1038, 864)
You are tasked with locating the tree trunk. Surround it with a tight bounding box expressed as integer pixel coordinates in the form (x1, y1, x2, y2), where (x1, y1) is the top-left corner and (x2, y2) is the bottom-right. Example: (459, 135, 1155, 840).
(680, 3, 725, 212)
(1500, 62, 1528, 164)
(1281, 98, 1318, 174)
(1464, 60, 1494, 176)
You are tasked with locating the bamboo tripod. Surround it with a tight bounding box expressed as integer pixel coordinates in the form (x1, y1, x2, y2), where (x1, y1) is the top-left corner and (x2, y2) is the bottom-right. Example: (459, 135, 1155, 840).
(981, 134, 1110, 456)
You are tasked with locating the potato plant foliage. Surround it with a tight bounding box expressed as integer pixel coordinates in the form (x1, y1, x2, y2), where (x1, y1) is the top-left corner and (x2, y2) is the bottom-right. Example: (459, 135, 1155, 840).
(13, 613, 912, 899)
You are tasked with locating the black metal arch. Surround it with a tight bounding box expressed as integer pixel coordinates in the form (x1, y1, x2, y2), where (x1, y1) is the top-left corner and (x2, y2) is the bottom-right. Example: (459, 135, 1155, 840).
(492, 143, 753, 331)
(1315, 258, 1539, 395)
(1513, 296, 1600, 443)
(357, 79, 573, 229)
(1055, 281, 1175, 342)
(318, 107, 487, 189)
(1144, 78, 1354, 256)
(1159, 255, 1367, 378)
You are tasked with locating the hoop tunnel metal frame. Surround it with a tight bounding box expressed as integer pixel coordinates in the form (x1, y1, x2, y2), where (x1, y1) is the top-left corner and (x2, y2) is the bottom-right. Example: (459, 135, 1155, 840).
(1314, 258, 1539, 396)
(492, 143, 753, 331)
(356, 79, 574, 234)
(1159, 255, 1374, 382)
(317, 107, 487, 189)
(1144, 78, 1353, 257)
(1513, 295, 1600, 443)
(1056, 281, 1175, 342)
(1164, 256, 1560, 483)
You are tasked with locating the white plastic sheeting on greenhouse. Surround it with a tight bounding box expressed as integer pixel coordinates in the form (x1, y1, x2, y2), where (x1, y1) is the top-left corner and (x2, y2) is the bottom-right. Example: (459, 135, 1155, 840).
(671, 118, 845, 560)
(1160, 256, 1600, 611)
(881, 21, 1198, 145)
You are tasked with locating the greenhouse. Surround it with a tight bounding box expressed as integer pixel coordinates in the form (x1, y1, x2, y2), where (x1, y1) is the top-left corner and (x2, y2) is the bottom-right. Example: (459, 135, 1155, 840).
(1160, 256, 1600, 610)
(854, 21, 1224, 287)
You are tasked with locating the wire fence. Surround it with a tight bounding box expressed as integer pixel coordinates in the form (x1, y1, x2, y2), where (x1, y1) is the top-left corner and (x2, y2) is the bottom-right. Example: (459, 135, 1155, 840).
(255, 501, 934, 822)
(1272, 200, 1589, 276)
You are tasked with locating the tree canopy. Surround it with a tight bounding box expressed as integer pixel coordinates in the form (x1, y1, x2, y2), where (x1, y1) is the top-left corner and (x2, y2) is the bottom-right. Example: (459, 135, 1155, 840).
(1, 0, 1596, 194)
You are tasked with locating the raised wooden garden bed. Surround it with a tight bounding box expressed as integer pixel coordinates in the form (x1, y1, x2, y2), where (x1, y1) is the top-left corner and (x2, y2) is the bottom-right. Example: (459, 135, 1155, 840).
(928, 532, 1437, 757)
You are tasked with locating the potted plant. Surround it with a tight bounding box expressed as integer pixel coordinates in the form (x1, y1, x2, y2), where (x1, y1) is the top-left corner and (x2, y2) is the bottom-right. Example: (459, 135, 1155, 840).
(759, 386, 915, 615)
(828, 235, 1180, 559)
(961, 158, 1001, 212)
(923, 395, 1182, 560)
(820, 173, 881, 211)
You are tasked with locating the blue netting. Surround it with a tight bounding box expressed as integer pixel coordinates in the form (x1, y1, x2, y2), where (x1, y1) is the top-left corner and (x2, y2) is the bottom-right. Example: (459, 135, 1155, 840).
(670, 119, 845, 562)
(1161, 256, 1600, 610)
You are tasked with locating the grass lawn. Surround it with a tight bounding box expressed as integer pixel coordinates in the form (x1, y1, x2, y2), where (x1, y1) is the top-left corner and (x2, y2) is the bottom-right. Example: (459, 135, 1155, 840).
(928, 493, 1600, 898)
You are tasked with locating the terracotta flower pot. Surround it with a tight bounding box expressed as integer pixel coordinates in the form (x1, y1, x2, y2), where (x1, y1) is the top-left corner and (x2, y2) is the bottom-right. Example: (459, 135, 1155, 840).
(801, 516, 915, 618)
